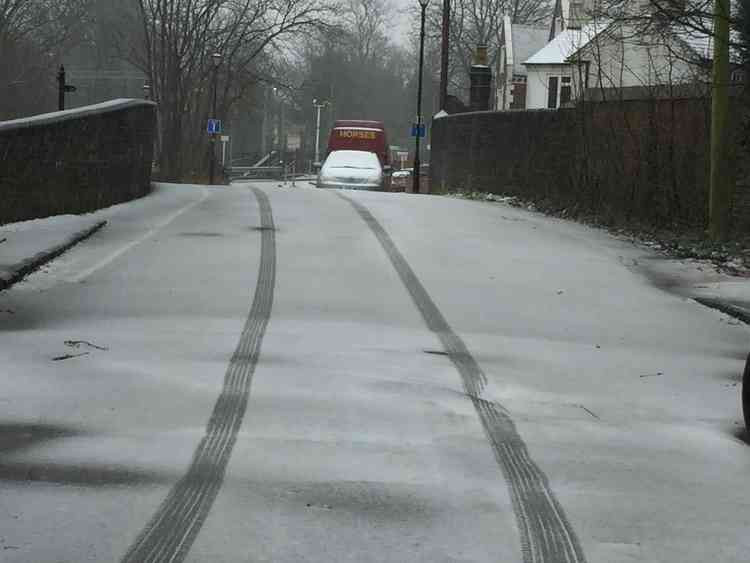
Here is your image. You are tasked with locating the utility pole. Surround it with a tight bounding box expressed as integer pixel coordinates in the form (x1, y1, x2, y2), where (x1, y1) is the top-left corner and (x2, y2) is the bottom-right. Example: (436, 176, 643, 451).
(439, 0, 450, 111)
(261, 87, 268, 157)
(709, 0, 731, 241)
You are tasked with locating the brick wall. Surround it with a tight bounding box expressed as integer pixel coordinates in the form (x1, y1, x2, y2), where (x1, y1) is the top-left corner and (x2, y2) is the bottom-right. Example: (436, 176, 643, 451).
(431, 97, 748, 233)
(0, 99, 156, 225)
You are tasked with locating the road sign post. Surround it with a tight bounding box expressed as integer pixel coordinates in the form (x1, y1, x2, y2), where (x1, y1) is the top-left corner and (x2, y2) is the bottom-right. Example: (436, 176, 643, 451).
(57, 65, 77, 111)
(220, 135, 230, 167)
(397, 151, 409, 169)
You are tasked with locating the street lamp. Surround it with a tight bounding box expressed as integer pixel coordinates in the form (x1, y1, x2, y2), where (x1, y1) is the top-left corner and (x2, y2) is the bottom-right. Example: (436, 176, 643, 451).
(313, 98, 329, 169)
(412, 0, 429, 194)
(272, 87, 281, 156)
(209, 51, 222, 185)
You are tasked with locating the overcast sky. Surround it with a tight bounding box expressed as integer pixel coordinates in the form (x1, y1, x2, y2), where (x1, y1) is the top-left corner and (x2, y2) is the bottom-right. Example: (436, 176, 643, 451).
(389, 0, 417, 47)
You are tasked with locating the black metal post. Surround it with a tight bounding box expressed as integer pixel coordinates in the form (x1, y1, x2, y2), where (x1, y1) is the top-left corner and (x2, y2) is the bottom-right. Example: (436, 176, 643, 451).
(209, 65, 218, 185)
(439, 0, 450, 111)
(412, 2, 427, 194)
(57, 65, 66, 111)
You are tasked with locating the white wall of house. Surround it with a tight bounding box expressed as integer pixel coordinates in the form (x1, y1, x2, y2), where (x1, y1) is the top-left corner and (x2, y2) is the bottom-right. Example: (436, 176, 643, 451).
(526, 24, 708, 109)
(498, 17, 550, 110)
(574, 30, 704, 95)
(525, 64, 576, 109)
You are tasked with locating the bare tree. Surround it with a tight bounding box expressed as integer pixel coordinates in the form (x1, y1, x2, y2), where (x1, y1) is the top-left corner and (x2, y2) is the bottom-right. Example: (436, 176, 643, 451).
(342, 0, 390, 65)
(289, 0, 416, 153)
(0, 0, 92, 119)
(124, 0, 331, 180)
(416, 0, 552, 101)
(590, 1, 743, 59)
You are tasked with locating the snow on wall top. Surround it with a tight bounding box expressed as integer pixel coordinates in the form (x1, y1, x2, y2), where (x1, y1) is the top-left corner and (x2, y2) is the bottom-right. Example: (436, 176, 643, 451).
(0, 99, 156, 132)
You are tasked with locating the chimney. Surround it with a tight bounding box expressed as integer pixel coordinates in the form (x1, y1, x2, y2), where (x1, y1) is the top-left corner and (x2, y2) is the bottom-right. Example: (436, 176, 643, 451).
(470, 45, 492, 111)
(474, 44, 489, 66)
(568, 1, 585, 30)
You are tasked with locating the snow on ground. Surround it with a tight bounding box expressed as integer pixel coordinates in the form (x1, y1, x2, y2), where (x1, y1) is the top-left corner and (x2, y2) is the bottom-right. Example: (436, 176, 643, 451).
(1, 182, 749, 562)
(1, 183, 209, 291)
(339, 189, 750, 562)
(0, 213, 103, 283)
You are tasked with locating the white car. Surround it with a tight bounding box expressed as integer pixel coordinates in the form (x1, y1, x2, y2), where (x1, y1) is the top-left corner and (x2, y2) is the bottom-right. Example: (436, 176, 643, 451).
(317, 150, 383, 190)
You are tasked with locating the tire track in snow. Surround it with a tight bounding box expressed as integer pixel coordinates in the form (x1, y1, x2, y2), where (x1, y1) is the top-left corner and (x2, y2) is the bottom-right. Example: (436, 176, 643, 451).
(121, 186, 275, 563)
(339, 192, 586, 563)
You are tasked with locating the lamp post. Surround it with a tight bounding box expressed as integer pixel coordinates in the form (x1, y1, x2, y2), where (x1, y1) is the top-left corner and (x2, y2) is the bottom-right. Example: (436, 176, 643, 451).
(209, 52, 222, 185)
(272, 86, 278, 150)
(313, 98, 329, 169)
(412, 0, 429, 194)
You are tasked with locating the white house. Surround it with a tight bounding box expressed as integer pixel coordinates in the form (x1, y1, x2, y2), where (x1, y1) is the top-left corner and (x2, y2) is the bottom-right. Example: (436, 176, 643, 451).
(569, 22, 712, 98)
(496, 16, 549, 110)
(523, 15, 713, 109)
(523, 23, 604, 109)
(521, 0, 603, 109)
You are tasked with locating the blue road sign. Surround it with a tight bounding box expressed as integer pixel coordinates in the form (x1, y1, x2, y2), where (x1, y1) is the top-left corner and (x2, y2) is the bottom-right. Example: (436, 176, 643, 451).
(411, 123, 426, 138)
(207, 119, 222, 134)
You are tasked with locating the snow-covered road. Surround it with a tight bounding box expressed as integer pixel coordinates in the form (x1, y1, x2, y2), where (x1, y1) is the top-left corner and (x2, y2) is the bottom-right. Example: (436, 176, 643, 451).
(1, 181, 749, 562)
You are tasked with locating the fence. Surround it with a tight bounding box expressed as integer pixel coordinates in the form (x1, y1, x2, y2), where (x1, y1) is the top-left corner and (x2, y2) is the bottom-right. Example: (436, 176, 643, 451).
(431, 94, 750, 233)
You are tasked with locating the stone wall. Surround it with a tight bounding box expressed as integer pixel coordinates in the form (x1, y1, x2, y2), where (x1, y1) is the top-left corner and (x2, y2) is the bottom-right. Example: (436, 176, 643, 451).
(0, 99, 156, 225)
(431, 96, 747, 233)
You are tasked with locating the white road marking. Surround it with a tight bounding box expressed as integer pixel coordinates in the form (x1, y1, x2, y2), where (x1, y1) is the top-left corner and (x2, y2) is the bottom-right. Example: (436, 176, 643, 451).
(68, 190, 211, 283)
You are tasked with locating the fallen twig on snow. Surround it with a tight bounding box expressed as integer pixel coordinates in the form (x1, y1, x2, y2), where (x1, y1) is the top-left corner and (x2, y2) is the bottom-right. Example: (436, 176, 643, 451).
(52, 352, 90, 361)
(64, 340, 108, 351)
(640, 372, 663, 378)
(577, 405, 600, 420)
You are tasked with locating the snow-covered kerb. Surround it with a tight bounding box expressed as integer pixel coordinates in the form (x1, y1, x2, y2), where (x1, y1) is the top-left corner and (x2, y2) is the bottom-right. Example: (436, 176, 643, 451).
(0, 99, 157, 224)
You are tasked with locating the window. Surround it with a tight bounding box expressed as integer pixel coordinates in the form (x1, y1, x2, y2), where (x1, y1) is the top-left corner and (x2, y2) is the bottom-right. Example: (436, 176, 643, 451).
(547, 76, 558, 109)
(560, 76, 572, 106)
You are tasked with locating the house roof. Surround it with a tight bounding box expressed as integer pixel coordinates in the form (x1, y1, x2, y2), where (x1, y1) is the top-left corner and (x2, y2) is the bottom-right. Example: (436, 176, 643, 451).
(524, 21, 608, 65)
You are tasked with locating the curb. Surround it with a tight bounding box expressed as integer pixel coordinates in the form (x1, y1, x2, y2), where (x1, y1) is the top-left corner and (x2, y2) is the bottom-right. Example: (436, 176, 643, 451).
(694, 297, 750, 326)
(0, 221, 107, 291)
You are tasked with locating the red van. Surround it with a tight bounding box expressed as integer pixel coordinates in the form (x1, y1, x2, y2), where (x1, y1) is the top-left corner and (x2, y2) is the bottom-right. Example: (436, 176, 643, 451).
(326, 120, 390, 170)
